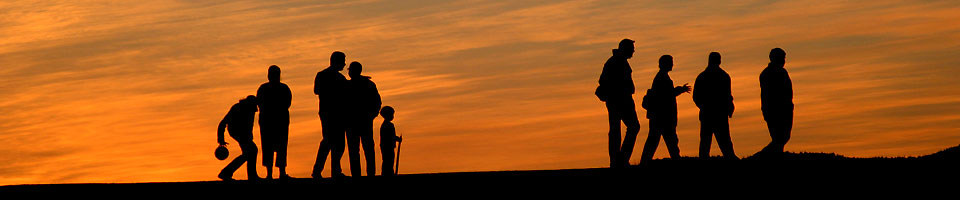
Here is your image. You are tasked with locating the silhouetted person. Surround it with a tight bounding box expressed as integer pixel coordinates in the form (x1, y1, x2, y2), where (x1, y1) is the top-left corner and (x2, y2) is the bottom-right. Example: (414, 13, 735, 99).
(345, 61, 382, 177)
(313, 51, 348, 179)
(693, 52, 738, 159)
(217, 95, 260, 181)
(639, 55, 690, 163)
(379, 106, 402, 176)
(759, 48, 793, 154)
(597, 39, 641, 167)
(257, 65, 292, 180)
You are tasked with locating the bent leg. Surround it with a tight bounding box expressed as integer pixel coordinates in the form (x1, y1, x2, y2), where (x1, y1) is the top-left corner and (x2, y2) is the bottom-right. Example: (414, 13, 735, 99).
(619, 100, 642, 165)
(221, 153, 246, 179)
(313, 140, 330, 177)
(640, 122, 662, 164)
(662, 124, 680, 159)
(239, 140, 259, 180)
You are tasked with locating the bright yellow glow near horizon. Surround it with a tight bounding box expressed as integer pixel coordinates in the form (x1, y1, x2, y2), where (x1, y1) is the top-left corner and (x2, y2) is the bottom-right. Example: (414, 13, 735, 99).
(2, 0, 960, 185)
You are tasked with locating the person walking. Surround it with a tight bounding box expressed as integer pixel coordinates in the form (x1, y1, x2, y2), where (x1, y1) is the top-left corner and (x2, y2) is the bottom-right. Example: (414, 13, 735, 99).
(596, 39, 641, 168)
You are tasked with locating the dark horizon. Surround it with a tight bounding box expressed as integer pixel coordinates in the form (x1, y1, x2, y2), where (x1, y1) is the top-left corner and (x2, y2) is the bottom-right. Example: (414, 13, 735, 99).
(2, 0, 960, 185)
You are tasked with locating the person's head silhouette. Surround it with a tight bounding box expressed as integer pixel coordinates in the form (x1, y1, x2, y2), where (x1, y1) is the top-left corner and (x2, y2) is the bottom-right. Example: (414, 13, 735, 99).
(268, 65, 281, 83)
(617, 39, 635, 59)
(769, 48, 786, 66)
(708, 52, 721, 67)
(659, 55, 673, 71)
(348, 61, 363, 78)
(381, 106, 395, 121)
(240, 95, 258, 111)
(331, 51, 346, 71)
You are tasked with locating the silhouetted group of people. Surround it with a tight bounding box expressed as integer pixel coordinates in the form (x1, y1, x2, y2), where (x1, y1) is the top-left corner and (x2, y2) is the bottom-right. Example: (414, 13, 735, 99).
(214, 39, 794, 180)
(598, 39, 794, 167)
(216, 52, 402, 181)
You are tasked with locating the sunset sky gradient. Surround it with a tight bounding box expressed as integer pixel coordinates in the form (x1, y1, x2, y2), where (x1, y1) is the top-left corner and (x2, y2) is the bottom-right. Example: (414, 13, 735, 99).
(2, 0, 960, 185)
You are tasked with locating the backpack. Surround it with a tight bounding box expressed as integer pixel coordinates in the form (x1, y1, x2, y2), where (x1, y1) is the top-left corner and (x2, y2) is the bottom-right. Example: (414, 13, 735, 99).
(641, 89, 654, 110)
(595, 85, 608, 102)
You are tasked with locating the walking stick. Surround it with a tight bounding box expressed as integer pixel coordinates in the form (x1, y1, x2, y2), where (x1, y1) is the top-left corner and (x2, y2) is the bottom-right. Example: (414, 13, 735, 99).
(395, 135, 402, 174)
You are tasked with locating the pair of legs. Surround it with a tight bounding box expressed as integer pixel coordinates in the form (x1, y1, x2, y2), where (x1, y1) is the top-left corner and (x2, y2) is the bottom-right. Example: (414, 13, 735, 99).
(220, 138, 258, 180)
(313, 113, 345, 178)
(761, 108, 793, 153)
(381, 145, 396, 176)
(699, 114, 737, 159)
(640, 119, 680, 163)
(347, 119, 376, 177)
(605, 96, 641, 167)
(261, 119, 289, 179)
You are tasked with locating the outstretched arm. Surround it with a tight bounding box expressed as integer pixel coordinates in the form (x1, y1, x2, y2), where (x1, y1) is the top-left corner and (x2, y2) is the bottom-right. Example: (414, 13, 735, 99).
(673, 83, 691, 96)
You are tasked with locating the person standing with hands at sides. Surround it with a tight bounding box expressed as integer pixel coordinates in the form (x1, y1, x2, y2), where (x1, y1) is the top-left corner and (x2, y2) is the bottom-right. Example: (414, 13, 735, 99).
(217, 95, 260, 181)
(639, 55, 690, 164)
(257, 65, 293, 180)
(596, 39, 641, 168)
(345, 61, 382, 177)
(759, 48, 793, 155)
(379, 106, 402, 176)
(693, 52, 738, 160)
(313, 51, 349, 179)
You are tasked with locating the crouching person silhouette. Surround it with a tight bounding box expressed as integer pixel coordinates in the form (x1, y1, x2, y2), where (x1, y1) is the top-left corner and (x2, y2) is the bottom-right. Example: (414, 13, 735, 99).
(217, 95, 260, 181)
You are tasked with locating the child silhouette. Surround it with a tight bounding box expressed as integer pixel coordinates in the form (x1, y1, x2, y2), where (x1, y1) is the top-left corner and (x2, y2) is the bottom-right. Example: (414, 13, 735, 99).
(379, 106, 402, 176)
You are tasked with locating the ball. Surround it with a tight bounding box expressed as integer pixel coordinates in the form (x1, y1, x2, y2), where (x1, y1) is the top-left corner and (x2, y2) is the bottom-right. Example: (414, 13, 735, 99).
(215, 145, 229, 160)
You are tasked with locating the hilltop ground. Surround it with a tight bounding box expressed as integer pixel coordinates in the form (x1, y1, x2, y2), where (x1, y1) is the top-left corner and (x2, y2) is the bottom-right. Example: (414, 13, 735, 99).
(3, 146, 958, 196)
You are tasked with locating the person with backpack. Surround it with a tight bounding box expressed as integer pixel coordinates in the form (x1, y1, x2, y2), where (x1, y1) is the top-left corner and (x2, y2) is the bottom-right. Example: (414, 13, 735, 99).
(639, 55, 690, 163)
(596, 39, 641, 168)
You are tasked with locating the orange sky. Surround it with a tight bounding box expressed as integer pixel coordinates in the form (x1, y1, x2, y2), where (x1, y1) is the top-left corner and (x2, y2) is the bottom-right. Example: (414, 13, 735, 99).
(2, 0, 960, 185)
